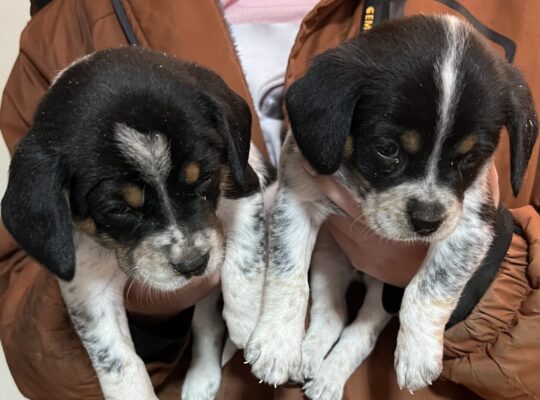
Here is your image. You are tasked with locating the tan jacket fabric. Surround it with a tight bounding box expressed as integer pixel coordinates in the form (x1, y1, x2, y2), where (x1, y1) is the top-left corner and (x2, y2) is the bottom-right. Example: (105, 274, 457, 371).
(0, 1, 538, 399)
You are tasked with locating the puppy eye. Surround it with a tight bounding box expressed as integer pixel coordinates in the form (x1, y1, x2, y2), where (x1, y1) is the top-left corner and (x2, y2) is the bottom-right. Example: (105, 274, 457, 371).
(460, 151, 482, 167)
(373, 138, 400, 159)
(108, 204, 132, 215)
(199, 173, 212, 184)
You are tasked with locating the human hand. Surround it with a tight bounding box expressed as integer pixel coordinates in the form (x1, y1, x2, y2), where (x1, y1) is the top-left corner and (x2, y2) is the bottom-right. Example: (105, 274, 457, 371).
(309, 171, 426, 287)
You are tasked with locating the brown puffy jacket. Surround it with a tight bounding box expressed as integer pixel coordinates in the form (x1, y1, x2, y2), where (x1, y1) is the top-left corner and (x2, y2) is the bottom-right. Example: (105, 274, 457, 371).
(0, 1, 538, 399)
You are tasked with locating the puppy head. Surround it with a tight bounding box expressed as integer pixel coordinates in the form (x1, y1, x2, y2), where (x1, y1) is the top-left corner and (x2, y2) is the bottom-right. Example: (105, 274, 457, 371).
(286, 15, 538, 242)
(1, 47, 256, 290)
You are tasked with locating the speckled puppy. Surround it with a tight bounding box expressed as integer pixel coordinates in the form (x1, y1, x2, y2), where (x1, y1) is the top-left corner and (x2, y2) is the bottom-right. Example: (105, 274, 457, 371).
(1, 47, 273, 400)
(244, 15, 538, 399)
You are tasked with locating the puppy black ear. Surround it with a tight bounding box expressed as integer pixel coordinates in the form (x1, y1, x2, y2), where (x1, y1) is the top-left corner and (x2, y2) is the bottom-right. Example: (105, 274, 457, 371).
(1, 133, 75, 281)
(211, 91, 253, 188)
(503, 65, 538, 196)
(285, 49, 362, 174)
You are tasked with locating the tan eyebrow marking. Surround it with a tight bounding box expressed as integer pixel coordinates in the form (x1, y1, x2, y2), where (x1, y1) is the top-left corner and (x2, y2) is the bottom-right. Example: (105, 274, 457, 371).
(74, 218, 96, 236)
(219, 165, 231, 191)
(400, 130, 421, 153)
(343, 136, 354, 158)
(457, 134, 477, 154)
(184, 162, 201, 184)
(121, 184, 144, 208)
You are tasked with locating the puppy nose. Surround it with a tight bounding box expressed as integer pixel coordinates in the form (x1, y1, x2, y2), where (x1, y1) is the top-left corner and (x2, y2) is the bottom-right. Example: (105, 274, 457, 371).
(169, 252, 209, 277)
(407, 199, 445, 236)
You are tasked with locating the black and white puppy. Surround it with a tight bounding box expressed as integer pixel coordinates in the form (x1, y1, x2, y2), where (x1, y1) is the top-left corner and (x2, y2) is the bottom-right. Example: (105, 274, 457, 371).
(245, 14, 538, 398)
(1, 47, 270, 400)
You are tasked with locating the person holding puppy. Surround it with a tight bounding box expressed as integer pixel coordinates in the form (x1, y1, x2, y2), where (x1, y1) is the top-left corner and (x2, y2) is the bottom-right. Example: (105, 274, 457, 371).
(0, 1, 538, 399)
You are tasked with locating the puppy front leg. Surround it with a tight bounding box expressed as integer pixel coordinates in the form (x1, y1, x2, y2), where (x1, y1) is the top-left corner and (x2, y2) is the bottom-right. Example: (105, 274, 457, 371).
(218, 191, 265, 349)
(60, 234, 156, 400)
(182, 289, 225, 400)
(304, 277, 391, 400)
(245, 139, 331, 385)
(395, 184, 495, 392)
(245, 186, 328, 385)
(296, 229, 355, 382)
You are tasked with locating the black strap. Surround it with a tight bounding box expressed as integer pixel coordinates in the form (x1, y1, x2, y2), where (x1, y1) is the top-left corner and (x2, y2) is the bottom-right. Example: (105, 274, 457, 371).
(435, 0, 516, 62)
(446, 205, 514, 328)
(360, 0, 517, 63)
(112, 0, 140, 46)
(382, 205, 516, 328)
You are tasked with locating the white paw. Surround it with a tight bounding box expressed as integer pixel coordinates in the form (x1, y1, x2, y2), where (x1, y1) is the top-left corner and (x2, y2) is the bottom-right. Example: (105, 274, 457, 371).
(244, 324, 302, 386)
(181, 365, 221, 400)
(394, 329, 443, 392)
(303, 371, 345, 400)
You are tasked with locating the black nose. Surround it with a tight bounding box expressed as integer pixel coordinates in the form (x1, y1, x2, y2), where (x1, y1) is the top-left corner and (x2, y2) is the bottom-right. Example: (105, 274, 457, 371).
(170, 252, 209, 277)
(407, 199, 445, 236)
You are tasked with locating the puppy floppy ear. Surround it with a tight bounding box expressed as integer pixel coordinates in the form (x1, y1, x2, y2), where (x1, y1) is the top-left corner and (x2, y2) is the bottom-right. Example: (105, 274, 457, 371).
(285, 49, 362, 174)
(503, 65, 538, 196)
(1, 132, 75, 281)
(210, 91, 253, 189)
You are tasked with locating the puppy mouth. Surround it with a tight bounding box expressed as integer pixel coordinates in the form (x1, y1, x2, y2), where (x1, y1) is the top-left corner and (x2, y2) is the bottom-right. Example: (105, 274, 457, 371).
(402, 220, 457, 242)
(182, 265, 206, 278)
(117, 251, 219, 291)
(363, 214, 455, 243)
(360, 183, 463, 243)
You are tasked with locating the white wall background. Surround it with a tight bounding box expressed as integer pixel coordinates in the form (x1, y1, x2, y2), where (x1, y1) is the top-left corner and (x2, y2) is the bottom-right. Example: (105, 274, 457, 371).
(0, 0, 31, 398)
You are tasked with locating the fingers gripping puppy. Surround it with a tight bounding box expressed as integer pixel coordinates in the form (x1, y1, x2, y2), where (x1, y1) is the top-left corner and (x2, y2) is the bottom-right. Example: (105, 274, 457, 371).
(1, 47, 268, 400)
(245, 15, 538, 393)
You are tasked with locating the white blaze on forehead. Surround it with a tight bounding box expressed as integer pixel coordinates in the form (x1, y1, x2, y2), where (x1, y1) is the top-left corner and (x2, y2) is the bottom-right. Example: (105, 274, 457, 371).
(428, 15, 469, 182)
(114, 123, 171, 183)
(437, 16, 466, 135)
(114, 123, 178, 223)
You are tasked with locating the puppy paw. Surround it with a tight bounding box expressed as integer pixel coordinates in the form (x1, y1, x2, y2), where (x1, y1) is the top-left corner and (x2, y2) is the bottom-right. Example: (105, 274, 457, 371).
(181, 364, 221, 400)
(394, 329, 442, 392)
(244, 324, 302, 386)
(303, 373, 345, 400)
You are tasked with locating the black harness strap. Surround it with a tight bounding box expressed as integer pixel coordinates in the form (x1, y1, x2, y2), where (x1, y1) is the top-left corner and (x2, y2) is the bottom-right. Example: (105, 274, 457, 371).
(112, 0, 140, 46)
(435, 0, 516, 62)
(360, 0, 516, 63)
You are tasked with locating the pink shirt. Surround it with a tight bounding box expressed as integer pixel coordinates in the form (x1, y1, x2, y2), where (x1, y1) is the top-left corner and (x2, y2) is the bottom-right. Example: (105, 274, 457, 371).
(222, 0, 318, 24)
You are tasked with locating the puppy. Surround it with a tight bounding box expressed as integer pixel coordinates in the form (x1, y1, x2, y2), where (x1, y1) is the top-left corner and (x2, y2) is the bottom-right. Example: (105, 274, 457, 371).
(245, 14, 538, 399)
(1, 47, 270, 400)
